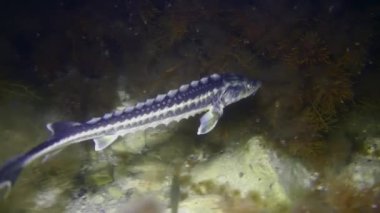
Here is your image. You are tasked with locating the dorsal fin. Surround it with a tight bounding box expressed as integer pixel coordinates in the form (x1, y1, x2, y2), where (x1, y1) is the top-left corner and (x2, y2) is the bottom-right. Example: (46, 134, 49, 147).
(46, 121, 81, 136)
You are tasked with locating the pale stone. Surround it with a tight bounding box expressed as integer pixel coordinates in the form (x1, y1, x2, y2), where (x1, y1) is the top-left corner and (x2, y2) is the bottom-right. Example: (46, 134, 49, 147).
(189, 136, 317, 210)
(107, 186, 124, 199)
(92, 195, 104, 204)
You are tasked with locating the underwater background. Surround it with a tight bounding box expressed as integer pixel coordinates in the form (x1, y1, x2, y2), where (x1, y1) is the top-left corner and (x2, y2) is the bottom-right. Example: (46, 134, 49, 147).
(0, 0, 379, 212)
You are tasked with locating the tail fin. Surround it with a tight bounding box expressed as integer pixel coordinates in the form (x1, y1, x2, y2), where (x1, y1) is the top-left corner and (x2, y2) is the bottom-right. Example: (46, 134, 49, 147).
(0, 155, 26, 199)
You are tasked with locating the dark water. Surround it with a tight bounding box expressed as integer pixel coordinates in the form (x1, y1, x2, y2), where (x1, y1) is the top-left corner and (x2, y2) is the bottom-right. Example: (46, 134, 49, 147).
(0, 0, 379, 212)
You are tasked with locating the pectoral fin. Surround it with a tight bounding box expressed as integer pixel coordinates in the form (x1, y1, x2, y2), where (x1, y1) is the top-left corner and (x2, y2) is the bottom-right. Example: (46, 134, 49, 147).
(0, 181, 11, 199)
(93, 135, 119, 151)
(197, 107, 223, 135)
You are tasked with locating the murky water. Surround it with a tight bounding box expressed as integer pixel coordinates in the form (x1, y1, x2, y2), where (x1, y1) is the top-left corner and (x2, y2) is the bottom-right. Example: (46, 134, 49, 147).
(1, 0, 380, 212)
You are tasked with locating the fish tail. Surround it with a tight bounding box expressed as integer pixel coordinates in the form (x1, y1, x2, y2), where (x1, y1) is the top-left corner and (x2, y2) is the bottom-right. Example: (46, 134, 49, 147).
(0, 154, 27, 199)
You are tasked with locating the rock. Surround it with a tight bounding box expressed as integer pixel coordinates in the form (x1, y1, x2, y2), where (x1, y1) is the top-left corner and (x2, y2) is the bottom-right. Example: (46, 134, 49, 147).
(117, 196, 165, 213)
(34, 187, 63, 209)
(179, 195, 222, 213)
(66, 136, 318, 212)
(92, 195, 105, 204)
(111, 131, 147, 154)
(107, 187, 124, 199)
(340, 137, 380, 189)
(111, 126, 175, 154)
(350, 156, 380, 189)
(188, 136, 317, 211)
(87, 168, 114, 187)
(360, 137, 380, 161)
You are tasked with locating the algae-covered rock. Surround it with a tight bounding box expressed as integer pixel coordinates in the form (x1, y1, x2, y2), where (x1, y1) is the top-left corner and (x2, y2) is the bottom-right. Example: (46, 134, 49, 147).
(340, 137, 380, 190)
(66, 136, 318, 213)
(189, 137, 288, 208)
(92, 195, 105, 204)
(111, 132, 147, 154)
(86, 167, 114, 187)
(188, 136, 317, 211)
(361, 137, 380, 160)
(111, 127, 175, 154)
(66, 160, 171, 213)
(179, 195, 222, 213)
(33, 187, 63, 209)
(107, 186, 124, 199)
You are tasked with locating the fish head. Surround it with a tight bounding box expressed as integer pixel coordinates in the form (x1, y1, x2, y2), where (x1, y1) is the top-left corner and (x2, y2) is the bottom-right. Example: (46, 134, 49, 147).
(220, 73, 261, 106)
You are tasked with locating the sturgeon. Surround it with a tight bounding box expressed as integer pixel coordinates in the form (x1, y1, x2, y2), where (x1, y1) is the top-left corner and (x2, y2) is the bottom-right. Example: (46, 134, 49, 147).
(0, 73, 261, 197)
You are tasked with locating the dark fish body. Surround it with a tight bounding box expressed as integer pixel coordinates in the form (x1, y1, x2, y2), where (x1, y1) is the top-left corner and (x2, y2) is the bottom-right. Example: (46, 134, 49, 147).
(0, 73, 261, 197)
